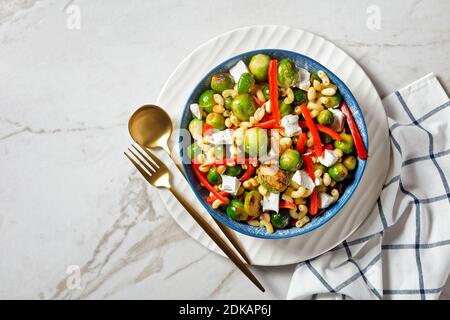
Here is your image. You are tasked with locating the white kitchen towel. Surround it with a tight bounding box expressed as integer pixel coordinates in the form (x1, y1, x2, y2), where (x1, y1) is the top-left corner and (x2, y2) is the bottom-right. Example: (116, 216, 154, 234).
(287, 73, 450, 300)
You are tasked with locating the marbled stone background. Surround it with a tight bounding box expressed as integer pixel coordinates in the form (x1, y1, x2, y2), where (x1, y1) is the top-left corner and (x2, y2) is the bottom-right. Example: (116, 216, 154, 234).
(0, 0, 448, 299)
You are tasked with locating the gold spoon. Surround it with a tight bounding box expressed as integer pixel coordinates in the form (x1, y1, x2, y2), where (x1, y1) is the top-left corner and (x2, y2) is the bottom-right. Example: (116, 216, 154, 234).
(128, 105, 251, 265)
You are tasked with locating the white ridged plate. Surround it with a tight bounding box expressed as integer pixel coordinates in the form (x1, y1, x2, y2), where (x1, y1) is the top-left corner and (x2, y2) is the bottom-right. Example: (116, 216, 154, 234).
(156, 25, 389, 266)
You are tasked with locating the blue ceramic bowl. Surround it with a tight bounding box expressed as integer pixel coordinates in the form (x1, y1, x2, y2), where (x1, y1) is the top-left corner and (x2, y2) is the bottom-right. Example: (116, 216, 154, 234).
(179, 49, 368, 239)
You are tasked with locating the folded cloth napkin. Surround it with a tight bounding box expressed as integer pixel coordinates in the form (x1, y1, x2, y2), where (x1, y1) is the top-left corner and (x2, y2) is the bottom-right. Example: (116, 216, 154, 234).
(287, 73, 450, 300)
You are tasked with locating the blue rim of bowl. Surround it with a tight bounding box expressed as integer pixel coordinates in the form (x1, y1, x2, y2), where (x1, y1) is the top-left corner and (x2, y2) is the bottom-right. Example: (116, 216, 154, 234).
(178, 49, 368, 239)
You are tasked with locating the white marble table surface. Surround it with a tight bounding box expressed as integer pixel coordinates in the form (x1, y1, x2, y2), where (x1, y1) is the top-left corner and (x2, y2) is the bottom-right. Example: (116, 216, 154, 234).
(0, 0, 449, 299)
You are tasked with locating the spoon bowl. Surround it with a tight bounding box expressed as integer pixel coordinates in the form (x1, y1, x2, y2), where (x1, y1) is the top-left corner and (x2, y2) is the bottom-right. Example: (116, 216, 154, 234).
(128, 105, 172, 154)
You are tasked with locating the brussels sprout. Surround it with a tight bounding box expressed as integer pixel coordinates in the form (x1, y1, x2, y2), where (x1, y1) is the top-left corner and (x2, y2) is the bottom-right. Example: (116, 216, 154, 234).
(205, 112, 225, 130)
(324, 93, 342, 108)
(343, 155, 357, 171)
(198, 89, 215, 113)
(237, 73, 255, 94)
(187, 143, 201, 160)
(248, 54, 270, 81)
(257, 164, 289, 192)
(334, 133, 355, 154)
(317, 110, 334, 125)
(211, 73, 234, 92)
(214, 145, 225, 160)
(263, 85, 270, 100)
(313, 163, 326, 173)
(226, 199, 248, 221)
(328, 163, 348, 182)
(279, 149, 302, 171)
(244, 127, 268, 157)
(244, 191, 263, 216)
(320, 132, 333, 144)
(277, 59, 299, 88)
(279, 100, 293, 117)
(188, 118, 203, 139)
(225, 165, 242, 177)
(271, 212, 290, 229)
(293, 88, 307, 105)
(224, 96, 233, 110)
(311, 71, 322, 83)
(231, 93, 257, 121)
(207, 167, 222, 185)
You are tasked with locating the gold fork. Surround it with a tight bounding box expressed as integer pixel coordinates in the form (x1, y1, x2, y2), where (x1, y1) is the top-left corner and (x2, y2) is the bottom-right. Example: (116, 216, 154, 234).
(124, 144, 265, 292)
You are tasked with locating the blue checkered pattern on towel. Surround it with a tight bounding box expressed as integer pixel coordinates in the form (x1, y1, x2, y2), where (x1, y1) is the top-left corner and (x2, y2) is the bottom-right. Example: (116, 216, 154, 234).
(287, 73, 450, 300)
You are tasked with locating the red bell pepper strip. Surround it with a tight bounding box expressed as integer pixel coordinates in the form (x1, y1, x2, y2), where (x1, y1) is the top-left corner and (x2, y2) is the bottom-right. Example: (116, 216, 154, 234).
(268, 60, 280, 123)
(193, 165, 229, 204)
(300, 104, 323, 157)
(239, 165, 256, 182)
(316, 124, 342, 141)
(279, 200, 297, 209)
(203, 123, 213, 136)
(341, 102, 368, 160)
(324, 144, 334, 150)
(302, 154, 318, 215)
(253, 96, 265, 107)
(207, 191, 229, 204)
(298, 121, 342, 141)
(256, 119, 284, 129)
(296, 133, 307, 153)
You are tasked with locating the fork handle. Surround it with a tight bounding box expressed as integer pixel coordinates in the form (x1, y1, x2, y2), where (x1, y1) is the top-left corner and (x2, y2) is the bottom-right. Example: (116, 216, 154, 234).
(169, 186, 265, 292)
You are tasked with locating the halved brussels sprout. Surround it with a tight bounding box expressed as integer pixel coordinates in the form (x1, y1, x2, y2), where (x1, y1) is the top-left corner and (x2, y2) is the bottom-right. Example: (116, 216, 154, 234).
(257, 164, 289, 192)
(187, 142, 201, 160)
(225, 165, 242, 176)
(226, 199, 248, 221)
(334, 133, 355, 154)
(271, 212, 290, 229)
(293, 88, 307, 105)
(237, 73, 255, 94)
(244, 127, 268, 157)
(277, 59, 299, 88)
(324, 93, 342, 108)
(207, 167, 222, 185)
(317, 110, 334, 125)
(279, 149, 302, 171)
(211, 73, 234, 92)
(328, 163, 348, 182)
(231, 93, 257, 121)
(248, 53, 270, 81)
(188, 118, 203, 139)
(198, 89, 215, 113)
(206, 112, 225, 130)
(343, 155, 357, 171)
(244, 190, 263, 216)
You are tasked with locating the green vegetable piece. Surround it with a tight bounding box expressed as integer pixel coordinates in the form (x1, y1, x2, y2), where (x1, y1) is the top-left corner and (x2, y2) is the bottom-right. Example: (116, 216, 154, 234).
(188, 118, 203, 139)
(328, 163, 348, 182)
(320, 132, 333, 144)
(263, 85, 270, 100)
(198, 89, 215, 113)
(187, 143, 201, 160)
(214, 145, 225, 160)
(317, 110, 334, 126)
(279, 100, 293, 117)
(224, 96, 233, 110)
(334, 133, 355, 154)
(225, 165, 242, 177)
(271, 212, 290, 229)
(324, 93, 342, 108)
(205, 112, 225, 130)
(277, 59, 299, 88)
(293, 88, 307, 105)
(231, 93, 257, 121)
(226, 199, 248, 221)
(237, 72, 255, 94)
(207, 167, 222, 185)
(248, 53, 270, 81)
(279, 149, 302, 171)
(311, 71, 322, 83)
(257, 164, 289, 193)
(244, 127, 268, 157)
(211, 73, 234, 92)
(244, 190, 263, 217)
(343, 155, 357, 171)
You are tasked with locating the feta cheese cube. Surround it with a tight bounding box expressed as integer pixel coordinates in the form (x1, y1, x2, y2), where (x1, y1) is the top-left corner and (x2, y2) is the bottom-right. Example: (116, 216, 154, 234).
(292, 170, 315, 191)
(190, 103, 202, 120)
(211, 129, 233, 145)
(220, 175, 241, 195)
(281, 114, 302, 137)
(318, 149, 339, 167)
(262, 192, 279, 213)
(229, 60, 249, 83)
(329, 108, 345, 132)
(319, 192, 335, 209)
(297, 68, 311, 91)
